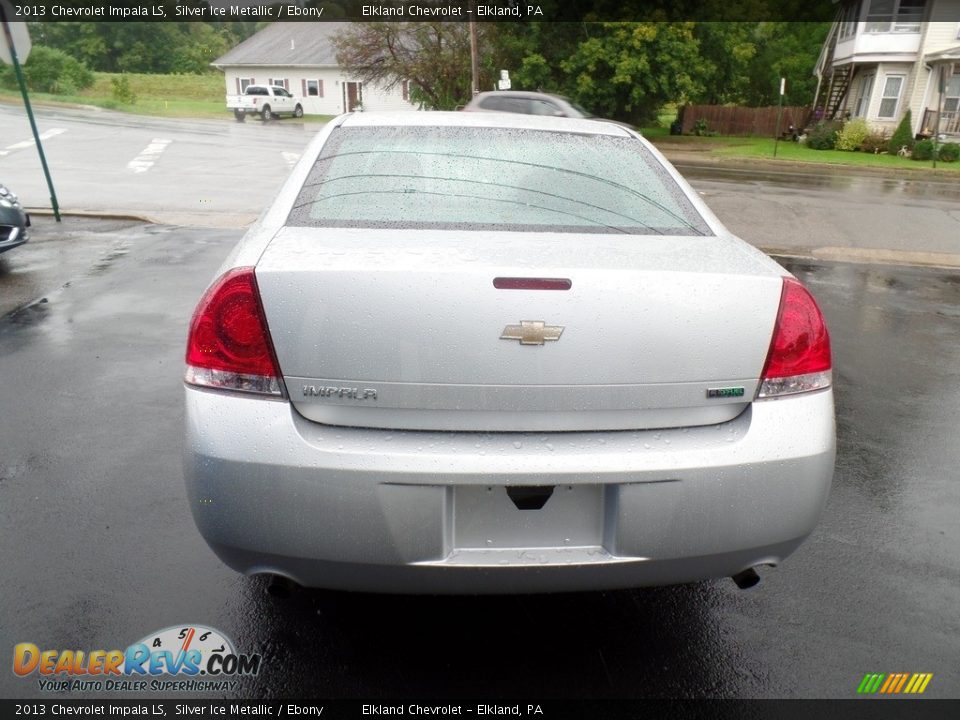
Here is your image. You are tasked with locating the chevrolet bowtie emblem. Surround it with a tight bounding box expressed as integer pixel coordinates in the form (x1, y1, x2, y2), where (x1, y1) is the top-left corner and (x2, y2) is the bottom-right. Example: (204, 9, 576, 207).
(500, 321, 564, 346)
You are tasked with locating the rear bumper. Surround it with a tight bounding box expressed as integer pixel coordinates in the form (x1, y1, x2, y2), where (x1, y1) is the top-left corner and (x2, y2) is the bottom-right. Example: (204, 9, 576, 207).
(183, 387, 835, 593)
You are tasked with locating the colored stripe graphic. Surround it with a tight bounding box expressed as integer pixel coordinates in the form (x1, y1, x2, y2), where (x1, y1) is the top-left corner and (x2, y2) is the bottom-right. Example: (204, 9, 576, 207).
(857, 674, 884, 694)
(857, 673, 932, 694)
(905, 673, 934, 694)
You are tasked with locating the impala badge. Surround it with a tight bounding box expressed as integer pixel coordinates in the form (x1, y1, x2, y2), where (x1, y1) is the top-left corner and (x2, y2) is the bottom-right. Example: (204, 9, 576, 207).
(500, 321, 564, 346)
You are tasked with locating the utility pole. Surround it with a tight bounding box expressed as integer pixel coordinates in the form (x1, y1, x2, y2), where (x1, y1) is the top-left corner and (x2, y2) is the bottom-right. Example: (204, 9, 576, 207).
(468, 2, 479, 96)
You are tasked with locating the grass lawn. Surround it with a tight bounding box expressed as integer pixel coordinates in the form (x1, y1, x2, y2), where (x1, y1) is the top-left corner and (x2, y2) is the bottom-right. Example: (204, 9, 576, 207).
(640, 129, 960, 174)
(0, 72, 331, 123)
(710, 136, 960, 171)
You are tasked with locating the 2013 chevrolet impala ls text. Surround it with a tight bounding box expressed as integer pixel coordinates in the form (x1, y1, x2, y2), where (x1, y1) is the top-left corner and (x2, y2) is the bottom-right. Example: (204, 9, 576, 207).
(183, 112, 835, 594)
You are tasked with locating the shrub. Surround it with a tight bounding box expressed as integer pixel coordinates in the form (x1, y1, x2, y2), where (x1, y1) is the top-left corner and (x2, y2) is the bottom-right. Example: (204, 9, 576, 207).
(111, 75, 137, 105)
(692, 118, 708, 136)
(806, 121, 841, 150)
(888, 109, 914, 155)
(835, 118, 870, 151)
(0, 46, 94, 95)
(911, 139, 935, 161)
(860, 130, 890, 154)
(938, 143, 960, 162)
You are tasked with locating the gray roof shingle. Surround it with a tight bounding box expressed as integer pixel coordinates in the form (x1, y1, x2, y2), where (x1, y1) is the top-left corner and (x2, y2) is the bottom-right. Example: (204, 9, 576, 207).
(212, 22, 347, 67)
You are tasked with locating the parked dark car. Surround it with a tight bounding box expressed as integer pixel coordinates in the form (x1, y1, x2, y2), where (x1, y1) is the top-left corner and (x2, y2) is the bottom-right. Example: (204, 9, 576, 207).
(0, 183, 29, 254)
(463, 91, 635, 130)
(462, 91, 593, 119)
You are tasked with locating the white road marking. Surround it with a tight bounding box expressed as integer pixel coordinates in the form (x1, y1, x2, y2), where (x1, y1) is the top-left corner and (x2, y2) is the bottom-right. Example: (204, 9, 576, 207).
(0, 128, 67, 156)
(127, 138, 172, 174)
(282, 151, 300, 168)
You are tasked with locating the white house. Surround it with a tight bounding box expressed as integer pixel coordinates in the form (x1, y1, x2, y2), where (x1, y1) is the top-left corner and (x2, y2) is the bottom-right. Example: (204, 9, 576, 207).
(813, 0, 960, 136)
(211, 23, 419, 116)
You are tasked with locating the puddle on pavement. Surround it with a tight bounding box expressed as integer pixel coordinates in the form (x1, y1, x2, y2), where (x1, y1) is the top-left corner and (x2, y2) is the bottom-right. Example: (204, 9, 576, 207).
(88, 247, 130, 275)
(5, 297, 50, 327)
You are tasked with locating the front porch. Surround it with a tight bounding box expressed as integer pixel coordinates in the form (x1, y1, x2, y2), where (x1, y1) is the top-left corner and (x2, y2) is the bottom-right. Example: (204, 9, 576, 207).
(919, 108, 960, 138)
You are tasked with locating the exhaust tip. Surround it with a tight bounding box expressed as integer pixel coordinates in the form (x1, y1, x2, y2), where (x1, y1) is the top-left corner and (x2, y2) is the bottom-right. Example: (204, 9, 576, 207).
(731, 568, 761, 590)
(265, 574, 299, 599)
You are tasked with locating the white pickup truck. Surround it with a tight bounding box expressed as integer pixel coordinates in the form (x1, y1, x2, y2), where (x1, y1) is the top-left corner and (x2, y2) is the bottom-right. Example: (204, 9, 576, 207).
(226, 85, 304, 122)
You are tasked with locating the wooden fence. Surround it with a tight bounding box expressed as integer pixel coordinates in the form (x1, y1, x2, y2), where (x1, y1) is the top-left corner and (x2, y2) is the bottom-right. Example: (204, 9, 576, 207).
(680, 105, 812, 137)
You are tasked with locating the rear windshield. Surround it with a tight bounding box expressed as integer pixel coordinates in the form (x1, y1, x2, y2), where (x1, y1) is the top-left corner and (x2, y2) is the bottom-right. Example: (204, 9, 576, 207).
(287, 126, 710, 235)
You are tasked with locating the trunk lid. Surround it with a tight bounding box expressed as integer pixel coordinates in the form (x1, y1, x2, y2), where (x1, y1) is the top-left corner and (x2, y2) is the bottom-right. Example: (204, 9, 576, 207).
(255, 228, 785, 432)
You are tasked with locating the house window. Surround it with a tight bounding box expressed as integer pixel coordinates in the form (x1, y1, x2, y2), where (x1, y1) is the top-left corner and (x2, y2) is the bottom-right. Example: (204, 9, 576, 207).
(839, 1, 861, 39)
(944, 73, 960, 115)
(305, 79, 323, 97)
(239, 78, 255, 93)
(878, 75, 904, 118)
(268, 78, 289, 91)
(853, 73, 875, 117)
(865, 0, 925, 33)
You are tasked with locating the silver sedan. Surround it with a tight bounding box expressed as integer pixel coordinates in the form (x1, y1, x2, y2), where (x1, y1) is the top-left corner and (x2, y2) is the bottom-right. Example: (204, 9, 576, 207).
(183, 112, 835, 594)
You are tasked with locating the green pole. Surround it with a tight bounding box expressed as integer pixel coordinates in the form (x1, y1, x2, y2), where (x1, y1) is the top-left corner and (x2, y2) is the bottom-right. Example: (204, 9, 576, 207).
(0, 7, 61, 221)
(932, 65, 945, 170)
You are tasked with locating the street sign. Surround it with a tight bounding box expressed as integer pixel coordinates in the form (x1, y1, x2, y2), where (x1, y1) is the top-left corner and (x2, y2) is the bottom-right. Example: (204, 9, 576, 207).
(0, 0, 32, 65)
(498, 69, 511, 91)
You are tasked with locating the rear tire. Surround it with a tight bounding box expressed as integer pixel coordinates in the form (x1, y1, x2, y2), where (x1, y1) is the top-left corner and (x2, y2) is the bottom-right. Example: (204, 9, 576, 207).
(261, 105, 273, 121)
(233, 110, 245, 122)
(293, 104, 304, 119)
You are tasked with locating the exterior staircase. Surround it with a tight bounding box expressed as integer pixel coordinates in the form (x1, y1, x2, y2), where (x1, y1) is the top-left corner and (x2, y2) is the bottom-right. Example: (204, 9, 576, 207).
(824, 63, 853, 119)
(810, 12, 853, 127)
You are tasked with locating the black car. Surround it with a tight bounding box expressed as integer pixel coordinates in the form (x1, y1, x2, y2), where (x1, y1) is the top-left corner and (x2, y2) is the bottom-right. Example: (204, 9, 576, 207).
(462, 90, 634, 130)
(462, 90, 593, 119)
(0, 183, 30, 254)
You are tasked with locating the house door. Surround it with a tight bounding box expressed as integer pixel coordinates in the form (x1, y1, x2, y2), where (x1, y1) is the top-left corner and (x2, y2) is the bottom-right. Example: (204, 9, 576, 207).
(853, 73, 874, 118)
(344, 82, 362, 112)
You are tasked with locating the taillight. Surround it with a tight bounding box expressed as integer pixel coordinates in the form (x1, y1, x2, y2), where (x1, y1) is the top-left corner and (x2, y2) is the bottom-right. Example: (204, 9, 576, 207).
(757, 277, 832, 399)
(184, 267, 284, 397)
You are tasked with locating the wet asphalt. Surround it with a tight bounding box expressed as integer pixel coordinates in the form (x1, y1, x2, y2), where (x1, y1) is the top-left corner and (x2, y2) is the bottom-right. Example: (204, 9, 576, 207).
(0, 218, 958, 700)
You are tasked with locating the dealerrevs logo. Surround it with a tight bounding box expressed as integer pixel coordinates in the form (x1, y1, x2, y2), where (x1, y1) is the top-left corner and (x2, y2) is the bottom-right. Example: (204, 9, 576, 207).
(13, 625, 261, 693)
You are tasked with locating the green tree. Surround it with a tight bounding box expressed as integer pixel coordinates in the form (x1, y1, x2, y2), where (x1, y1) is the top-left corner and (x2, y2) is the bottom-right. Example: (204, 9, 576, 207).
(560, 23, 704, 125)
(0, 46, 94, 94)
(333, 22, 497, 110)
(493, 22, 585, 93)
(691, 22, 757, 105)
(169, 24, 233, 74)
(888, 109, 914, 154)
(743, 23, 831, 106)
(27, 16, 256, 74)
